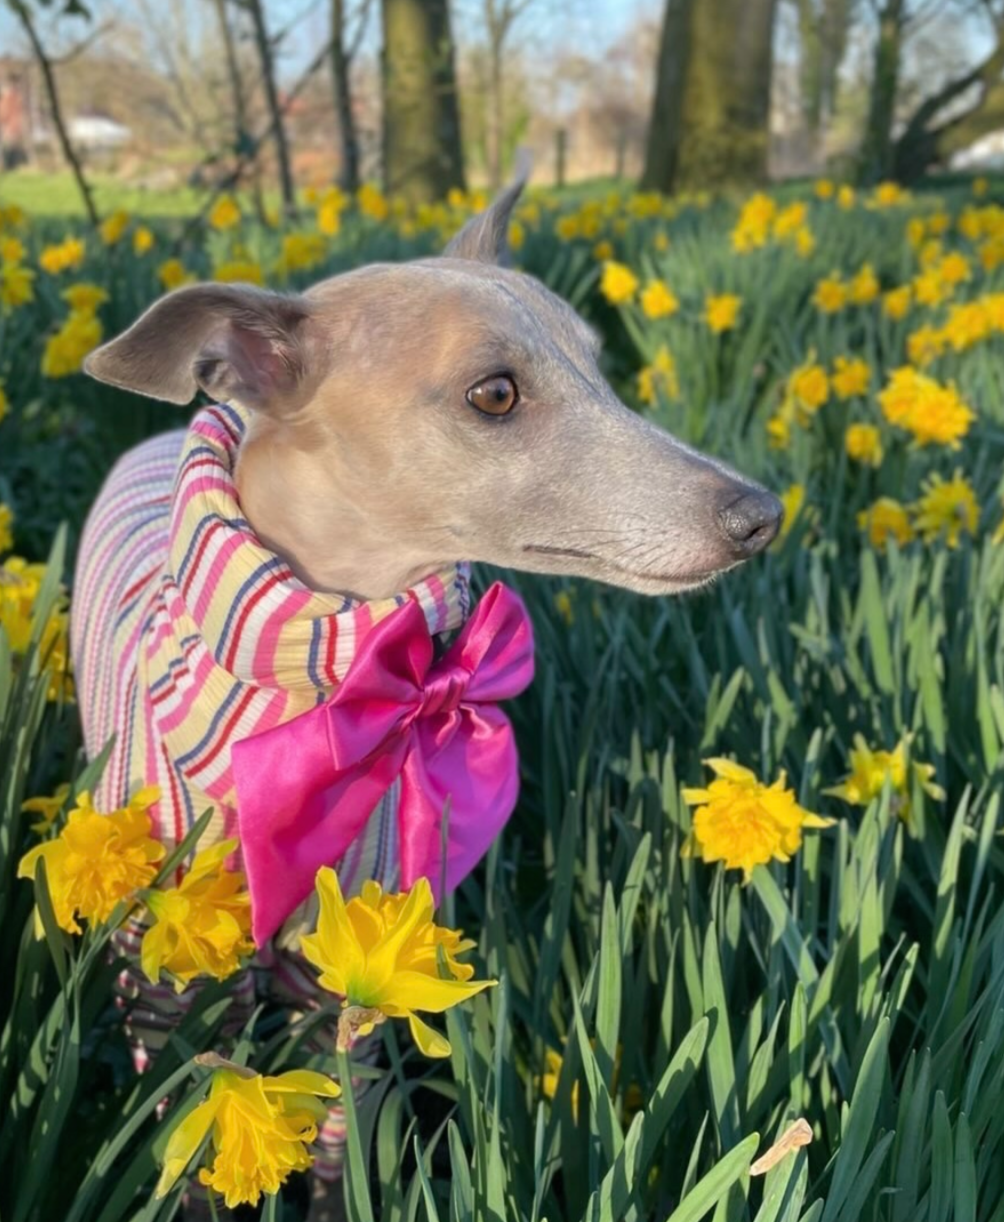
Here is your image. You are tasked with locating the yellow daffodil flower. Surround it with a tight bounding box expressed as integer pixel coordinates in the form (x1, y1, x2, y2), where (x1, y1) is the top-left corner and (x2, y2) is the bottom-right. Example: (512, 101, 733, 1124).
(858, 498, 914, 551)
(681, 759, 834, 881)
(21, 782, 71, 834)
(825, 734, 944, 822)
(831, 355, 871, 399)
(301, 870, 495, 1058)
(208, 195, 241, 231)
(18, 788, 164, 934)
(155, 1059, 340, 1208)
(141, 838, 253, 991)
(704, 292, 741, 333)
(913, 470, 979, 548)
(600, 260, 639, 305)
(845, 423, 883, 467)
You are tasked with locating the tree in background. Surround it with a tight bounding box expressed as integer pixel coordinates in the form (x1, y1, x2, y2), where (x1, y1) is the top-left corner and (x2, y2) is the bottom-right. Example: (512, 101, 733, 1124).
(857, 0, 906, 181)
(480, 0, 534, 188)
(794, 0, 857, 150)
(381, 0, 465, 203)
(240, 0, 296, 214)
(330, 0, 373, 192)
(854, 0, 1004, 184)
(642, 0, 779, 192)
(5, 0, 100, 225)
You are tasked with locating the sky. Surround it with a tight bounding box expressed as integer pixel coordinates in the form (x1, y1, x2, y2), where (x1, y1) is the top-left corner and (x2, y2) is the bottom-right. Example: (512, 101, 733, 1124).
(0, 0, 657, 79)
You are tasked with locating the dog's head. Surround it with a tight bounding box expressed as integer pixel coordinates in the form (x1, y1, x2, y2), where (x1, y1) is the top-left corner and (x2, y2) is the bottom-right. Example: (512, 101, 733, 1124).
(85, 181, 781, 599)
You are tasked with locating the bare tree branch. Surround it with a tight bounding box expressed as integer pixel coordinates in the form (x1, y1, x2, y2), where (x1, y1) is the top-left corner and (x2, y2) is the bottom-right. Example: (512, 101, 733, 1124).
(6, 0, 100, 229)
(175, 34, 334, 248)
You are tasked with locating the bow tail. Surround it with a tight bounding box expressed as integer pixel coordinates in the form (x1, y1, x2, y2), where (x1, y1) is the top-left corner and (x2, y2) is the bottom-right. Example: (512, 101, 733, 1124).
(234, 720, 406, 945)
(397, 708, 521, 901)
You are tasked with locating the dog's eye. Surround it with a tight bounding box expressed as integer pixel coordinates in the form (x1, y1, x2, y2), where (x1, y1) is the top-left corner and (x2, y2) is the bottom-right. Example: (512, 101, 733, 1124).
(466, 374, 518, 416)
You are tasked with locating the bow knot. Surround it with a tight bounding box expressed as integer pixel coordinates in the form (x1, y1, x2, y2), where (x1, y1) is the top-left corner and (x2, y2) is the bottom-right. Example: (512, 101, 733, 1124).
(420, 666, 470, 717)
(233, 582, 535, 945)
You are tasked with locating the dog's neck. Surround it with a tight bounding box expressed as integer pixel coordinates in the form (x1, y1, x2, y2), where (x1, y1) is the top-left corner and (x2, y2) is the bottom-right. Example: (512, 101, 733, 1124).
(233, 416, 462, 602)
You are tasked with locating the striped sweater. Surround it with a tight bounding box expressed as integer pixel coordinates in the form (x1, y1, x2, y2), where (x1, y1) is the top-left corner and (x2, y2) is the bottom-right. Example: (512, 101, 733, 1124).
(72, 403, 470, 897)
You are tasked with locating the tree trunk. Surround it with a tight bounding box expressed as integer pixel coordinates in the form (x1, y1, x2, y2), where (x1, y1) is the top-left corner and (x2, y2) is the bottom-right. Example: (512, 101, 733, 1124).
(796, 0, 852, 144)
(642, 0, 777, 193)
(381, 0, 465, 203)
(244, 0, 297, 215)
(9, 0, 100, 227)
(892, 36, 1004, 182)
(857, 0, 905, 184)
(489, 34, 504, 189)
(331, 0, 361, 191)
(640, 0, 694, 192)
(212, 0, 266, 221)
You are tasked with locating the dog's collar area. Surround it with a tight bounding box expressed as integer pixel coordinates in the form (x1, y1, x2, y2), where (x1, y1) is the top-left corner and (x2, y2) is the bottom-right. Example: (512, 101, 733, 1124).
(165, 402, 471, 694)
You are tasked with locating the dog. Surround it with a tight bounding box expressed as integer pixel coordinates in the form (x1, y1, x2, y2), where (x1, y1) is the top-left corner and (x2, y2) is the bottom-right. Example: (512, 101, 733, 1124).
(76, 176, 781, 1220)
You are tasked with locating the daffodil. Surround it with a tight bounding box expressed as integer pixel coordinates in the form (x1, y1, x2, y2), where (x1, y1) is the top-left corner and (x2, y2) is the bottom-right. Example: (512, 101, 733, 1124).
(681, 759, 834, 881)
(849, 263, 879, 304)
(17, 788, 164, 934)
(0, 261, 35, 312)
(731, 193, 775, 251)
(22, 782, 71, 834)
(208, 195, 241, 231)
(845, 423, 883, 467)
(39, 237, 86, 274)
(300, 871, 495, 1058)
(155, 1059, 340, 1208)
(640, 279, 679, 319)
(813, 274, 846, 313)
(357, 183, 390, 221)
(878, 367, 975, 449)
(212, 259, 263, 286)
(141, 838, 253, 991)
(775, 483, 809, 542)
(61, 283, 108, 313)
(133, 226, 155, 255)
(158, 258, 195, 291)
(825, 734, 944, 822)
(99, 210, 130, 245)
(704, 293, 741, 333)
(41, 310, 102, 377)
(882, 285, 912, 320)
(0, 555, 74, 699)
(858, 498, 914, 551)
(600, 260, 639, 304)
(637, 346, 679, 405)
(913, 470, 979, 548)
(831, 356, 870, 400)
(0, 502, 12, 553)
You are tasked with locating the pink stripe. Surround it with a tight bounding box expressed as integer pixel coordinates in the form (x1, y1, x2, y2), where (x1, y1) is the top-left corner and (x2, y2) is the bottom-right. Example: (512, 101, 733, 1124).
(191, 530, 247, 619)
(252, 588, 314, 684)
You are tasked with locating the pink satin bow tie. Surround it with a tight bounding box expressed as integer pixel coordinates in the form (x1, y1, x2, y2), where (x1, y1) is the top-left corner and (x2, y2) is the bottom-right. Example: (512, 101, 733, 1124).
(233, 581, 535, 944)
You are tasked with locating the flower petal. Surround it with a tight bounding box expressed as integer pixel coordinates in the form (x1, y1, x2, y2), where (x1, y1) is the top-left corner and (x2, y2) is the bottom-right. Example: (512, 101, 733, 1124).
(154, 1094, 220, 1198)
(408, 1012, 452, 1058)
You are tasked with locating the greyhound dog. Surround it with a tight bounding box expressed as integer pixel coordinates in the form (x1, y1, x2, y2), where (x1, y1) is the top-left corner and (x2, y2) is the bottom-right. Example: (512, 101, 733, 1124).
(78, 178, 781, 1220)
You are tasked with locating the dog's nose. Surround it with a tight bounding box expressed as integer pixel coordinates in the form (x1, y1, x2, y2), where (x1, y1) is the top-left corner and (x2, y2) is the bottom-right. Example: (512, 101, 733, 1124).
(717, 489, 783, 556)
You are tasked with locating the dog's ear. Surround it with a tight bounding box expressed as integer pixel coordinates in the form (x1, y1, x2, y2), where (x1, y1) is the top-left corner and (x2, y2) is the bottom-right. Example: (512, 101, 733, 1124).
(84, 283, 320, 410)
(443, 151, 531, 266)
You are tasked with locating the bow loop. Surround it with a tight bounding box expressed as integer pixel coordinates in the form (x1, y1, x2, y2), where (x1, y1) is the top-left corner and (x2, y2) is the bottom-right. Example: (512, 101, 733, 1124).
(233, 582, 534, 944)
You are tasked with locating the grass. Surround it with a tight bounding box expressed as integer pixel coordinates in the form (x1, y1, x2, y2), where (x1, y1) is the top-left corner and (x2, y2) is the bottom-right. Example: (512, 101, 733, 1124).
(1, 174, 1003, 1220)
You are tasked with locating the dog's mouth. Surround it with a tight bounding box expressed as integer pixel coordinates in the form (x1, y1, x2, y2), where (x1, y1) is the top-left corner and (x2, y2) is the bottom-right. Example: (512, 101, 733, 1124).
(522, 543, 734, 592)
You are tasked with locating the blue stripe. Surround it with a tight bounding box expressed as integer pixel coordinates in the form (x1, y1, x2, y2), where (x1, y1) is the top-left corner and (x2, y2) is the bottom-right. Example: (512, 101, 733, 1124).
(175, 681, 242, 767)
(175, 509, 251, 586)
(215, 403, 246, 437)
(149, 649, 194, 693)
(215, 556, 286, 664)
(307, 618, 324, 690)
